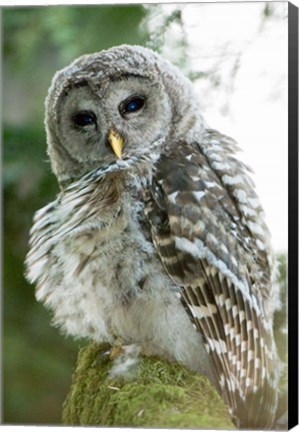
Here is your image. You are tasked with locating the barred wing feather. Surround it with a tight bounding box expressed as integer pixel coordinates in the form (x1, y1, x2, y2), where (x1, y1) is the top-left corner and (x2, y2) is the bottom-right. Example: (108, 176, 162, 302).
(145, 137, 278, 428)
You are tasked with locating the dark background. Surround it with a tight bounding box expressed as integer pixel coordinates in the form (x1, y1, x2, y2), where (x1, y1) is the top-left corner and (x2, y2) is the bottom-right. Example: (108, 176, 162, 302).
(3, 4, 287, 425)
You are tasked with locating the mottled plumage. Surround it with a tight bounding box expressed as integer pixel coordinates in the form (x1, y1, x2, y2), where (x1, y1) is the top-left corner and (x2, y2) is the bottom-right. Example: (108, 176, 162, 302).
(25, 45, 279, 428)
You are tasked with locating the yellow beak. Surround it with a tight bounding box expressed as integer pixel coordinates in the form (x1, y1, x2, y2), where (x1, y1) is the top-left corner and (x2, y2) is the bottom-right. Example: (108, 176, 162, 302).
(108, 129, 123, 159)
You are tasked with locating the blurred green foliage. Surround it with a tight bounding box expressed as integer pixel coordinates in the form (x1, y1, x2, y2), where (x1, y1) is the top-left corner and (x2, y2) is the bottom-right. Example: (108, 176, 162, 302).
(3, 125, 80, 424)
(3, 5, 149, 127)
(4, 6, 148, 69)
(3, 5, 150, 424)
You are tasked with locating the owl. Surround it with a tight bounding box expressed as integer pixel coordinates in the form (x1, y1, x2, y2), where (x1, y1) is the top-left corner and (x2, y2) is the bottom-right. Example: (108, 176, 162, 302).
(25, 45, 280, 429)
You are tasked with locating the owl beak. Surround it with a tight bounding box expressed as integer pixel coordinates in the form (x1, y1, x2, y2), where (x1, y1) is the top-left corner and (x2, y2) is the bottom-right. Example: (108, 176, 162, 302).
(108, 129, 123, 159)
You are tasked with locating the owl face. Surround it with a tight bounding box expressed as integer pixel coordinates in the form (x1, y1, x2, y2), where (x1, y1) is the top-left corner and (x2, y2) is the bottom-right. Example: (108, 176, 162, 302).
(45, 46, 186, 185)
(57, 75, 171, 164)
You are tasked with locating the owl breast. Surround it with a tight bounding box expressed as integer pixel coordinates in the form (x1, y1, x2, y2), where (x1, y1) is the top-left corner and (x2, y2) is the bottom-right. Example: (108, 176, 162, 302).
(29, 176, 214, 382)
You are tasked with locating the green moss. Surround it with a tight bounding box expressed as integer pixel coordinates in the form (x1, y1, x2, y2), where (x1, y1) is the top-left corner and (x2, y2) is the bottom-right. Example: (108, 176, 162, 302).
(62, 343, 235, 429)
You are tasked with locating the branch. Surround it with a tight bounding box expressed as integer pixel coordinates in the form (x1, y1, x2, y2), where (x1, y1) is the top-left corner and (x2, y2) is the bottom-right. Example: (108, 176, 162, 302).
(62, 342, 235, 429)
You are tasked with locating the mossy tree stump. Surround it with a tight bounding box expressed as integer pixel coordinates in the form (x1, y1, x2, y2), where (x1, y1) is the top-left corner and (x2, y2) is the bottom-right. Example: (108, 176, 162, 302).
(62, 342, 235, 429)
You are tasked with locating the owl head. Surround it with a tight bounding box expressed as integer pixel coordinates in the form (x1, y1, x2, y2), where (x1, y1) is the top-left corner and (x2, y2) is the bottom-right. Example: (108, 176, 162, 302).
(45, 45, 204, 186)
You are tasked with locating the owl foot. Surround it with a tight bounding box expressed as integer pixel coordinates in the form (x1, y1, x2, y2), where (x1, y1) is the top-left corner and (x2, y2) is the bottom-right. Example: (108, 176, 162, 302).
(109, 343, 141, 380)
(110, 345, 125, 360)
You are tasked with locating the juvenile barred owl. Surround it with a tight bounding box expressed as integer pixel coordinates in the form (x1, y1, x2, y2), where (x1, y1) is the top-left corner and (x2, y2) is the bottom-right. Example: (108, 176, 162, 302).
(25, 45, 279, 428)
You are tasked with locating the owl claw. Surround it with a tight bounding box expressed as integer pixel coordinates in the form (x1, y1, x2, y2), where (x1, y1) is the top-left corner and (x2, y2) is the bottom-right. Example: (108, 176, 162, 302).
(108, 343, 141, 379)
(110, 346, 125, 360)
(97, 345, 128, 364)
(96, 349, 112, 365)
(110, 343, 141, 359)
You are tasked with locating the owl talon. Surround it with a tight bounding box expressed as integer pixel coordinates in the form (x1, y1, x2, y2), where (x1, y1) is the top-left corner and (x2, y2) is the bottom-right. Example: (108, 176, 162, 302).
(109, 343, 141, 379)
(110, 343, 141, 360)
(96, 349, 112, 365)
(110, 346, 125, 360)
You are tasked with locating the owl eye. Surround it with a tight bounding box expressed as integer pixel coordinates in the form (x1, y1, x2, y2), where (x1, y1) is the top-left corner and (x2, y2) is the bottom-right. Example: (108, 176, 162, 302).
(119, 96, 145, 116)
(72, 111, 97, 127)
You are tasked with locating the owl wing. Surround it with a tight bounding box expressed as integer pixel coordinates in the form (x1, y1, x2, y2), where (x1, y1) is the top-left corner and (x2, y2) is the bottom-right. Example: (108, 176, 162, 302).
(144, 131, 278, 428)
